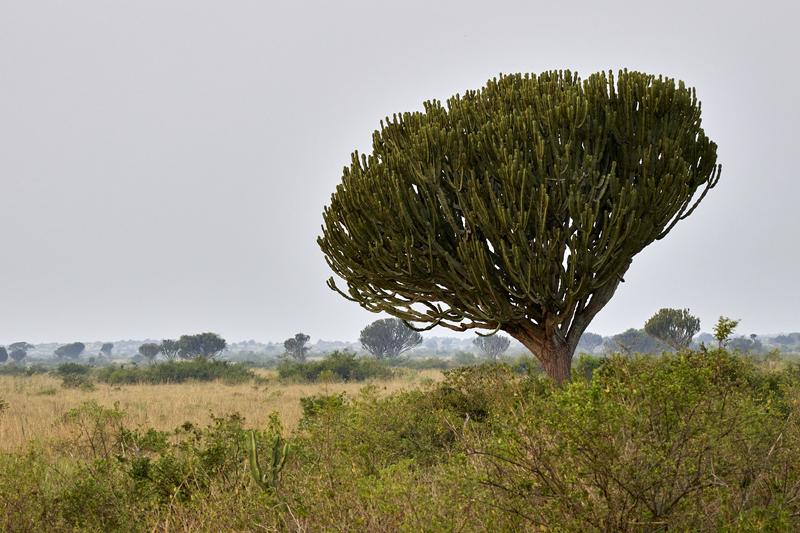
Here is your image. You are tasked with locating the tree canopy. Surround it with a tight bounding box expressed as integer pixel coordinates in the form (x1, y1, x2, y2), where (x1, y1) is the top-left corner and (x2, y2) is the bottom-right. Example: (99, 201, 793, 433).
(8, 342, 33, 353)
(577, 332, 604, 353)
(0, 347, 7, 364)
(138, 343, 161, 363)
(473, 334, 511, 361)
(177, 333, 226, 360)
(359, 318, 423, 359)
(160, 339, 180, 361)
(55, 342, 85, 359)
(319, 69, 720, 383)
(644, 308, 700, 350)
(284, 333, 311, 362)
(610, 328, 669, 355)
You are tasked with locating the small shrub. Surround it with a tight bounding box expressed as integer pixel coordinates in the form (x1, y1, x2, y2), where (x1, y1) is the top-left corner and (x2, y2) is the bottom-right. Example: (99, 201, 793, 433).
(573, 353, 606, 381)
(0, 364, 48, 376)
(60, 373, 96, 391)
(396, 357, 453, 370)
(277, 351, 392, 382)
(54, 362, 93, 377)
(96, 359, 261, 385)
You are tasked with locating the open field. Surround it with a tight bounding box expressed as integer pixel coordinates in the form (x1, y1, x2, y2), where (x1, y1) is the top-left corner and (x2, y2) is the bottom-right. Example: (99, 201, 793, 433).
(0, 369, 442, 453)
(3, 352, 800, 530)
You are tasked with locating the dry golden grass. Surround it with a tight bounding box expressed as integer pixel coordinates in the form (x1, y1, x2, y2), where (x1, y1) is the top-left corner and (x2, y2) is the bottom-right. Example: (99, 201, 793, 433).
(0, 369, 442, 453)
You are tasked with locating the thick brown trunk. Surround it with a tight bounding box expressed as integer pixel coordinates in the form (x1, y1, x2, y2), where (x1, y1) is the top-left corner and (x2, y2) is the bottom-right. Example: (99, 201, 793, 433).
(509, 329, 573, 385)
(539, 342, 572, 385)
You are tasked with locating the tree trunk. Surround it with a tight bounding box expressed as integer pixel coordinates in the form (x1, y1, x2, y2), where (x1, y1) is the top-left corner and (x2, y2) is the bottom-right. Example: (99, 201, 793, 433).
(510, 330, 573, 386)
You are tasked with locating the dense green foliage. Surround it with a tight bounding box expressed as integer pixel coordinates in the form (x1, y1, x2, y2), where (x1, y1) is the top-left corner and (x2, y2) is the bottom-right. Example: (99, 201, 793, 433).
(319, 69, 721, 382)
(277, 351, 393, 382)
(96, 359, 260, 385)
(714, 316, 740, 347)
(0, 363, 47, 376)
(177, 332, 227, 360)
(644, 307, 701, 349)
(4, 350, 800, 531)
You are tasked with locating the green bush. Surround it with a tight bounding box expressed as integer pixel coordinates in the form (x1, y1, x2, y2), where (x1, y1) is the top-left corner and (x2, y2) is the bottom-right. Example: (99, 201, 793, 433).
(395, 357, 454, 370)
(60, 373, 96, 390)
(54, 362, 93, 377)
(573, 352, 606, 381)
(0, 363, 48, 376)
(277, 351, 392, 382)
(4, 350, 800, 531)
(96, 359, 261, 385)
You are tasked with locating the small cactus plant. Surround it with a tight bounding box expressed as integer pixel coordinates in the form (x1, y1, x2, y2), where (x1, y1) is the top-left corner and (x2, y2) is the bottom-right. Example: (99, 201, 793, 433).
(247, 430, 289, 492)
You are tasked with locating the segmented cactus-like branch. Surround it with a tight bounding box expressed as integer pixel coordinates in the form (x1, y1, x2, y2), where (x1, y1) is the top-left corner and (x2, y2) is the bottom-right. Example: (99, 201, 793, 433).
(247, 430, 289, 492)
(319, 70, 720, 359)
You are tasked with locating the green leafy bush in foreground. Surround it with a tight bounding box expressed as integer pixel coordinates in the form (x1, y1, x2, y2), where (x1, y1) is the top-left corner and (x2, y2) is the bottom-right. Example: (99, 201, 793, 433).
(3, 350, 800, 531)
(96, 359, 261, 385)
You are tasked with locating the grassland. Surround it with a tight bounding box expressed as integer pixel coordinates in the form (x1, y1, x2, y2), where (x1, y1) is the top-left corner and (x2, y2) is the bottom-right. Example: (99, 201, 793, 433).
(3, 352, 800, 531)
(0, 368, 441, 453)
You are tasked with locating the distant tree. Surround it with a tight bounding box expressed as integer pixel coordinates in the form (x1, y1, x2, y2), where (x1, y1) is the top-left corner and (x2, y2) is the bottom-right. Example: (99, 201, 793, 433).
(473, 334, 511, 362)
(8, 342, 33, 356)
(138, 343, 161, 364)
(644, 308, 701, 350)
(694, 332, 715, 348)
(160, 339, 180, 361)
(55, 342, 85, 360)
(359, 318, 423, 360)
(283, 333, 311, 362)
(727, 334, 763, 354)
(0, 347, 7, 364)
(713, 316, 739, 348)
(177, 332, 227, 360)
(6, 342, 33, 363)
(610, 329, 668, 355)
(577, 332, 604, 354)
(773, 335, 793, 348)
(99, 343, 114, 357)
(773, 334, 800, 352)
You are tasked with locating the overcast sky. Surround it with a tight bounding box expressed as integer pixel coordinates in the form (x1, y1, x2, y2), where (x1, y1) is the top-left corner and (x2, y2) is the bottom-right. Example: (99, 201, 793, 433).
(1, 0, 797, 344)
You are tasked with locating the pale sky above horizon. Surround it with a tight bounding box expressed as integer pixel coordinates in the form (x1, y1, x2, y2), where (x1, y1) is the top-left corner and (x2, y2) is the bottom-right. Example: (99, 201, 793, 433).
(1, 0, 798, 345)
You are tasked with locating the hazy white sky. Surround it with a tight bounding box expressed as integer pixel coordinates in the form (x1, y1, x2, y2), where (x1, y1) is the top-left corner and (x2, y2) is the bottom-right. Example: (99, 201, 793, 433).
(1, 0, 798, 344)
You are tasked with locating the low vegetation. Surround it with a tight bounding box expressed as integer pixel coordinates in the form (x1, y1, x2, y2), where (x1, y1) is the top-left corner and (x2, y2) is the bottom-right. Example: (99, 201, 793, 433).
(2, 349, 800, 530)
(96, 359, 260, 385)
(277, 350, 393, 382)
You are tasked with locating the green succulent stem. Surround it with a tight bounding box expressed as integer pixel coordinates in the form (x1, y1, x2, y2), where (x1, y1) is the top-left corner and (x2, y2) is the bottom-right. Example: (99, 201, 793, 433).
(247, 430, 289, 492)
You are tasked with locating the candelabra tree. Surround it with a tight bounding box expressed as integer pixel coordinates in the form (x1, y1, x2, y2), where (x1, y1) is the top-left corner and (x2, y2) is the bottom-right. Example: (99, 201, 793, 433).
(359, 318, 423, 360)
(473, 334, 511, 362)
(319, 70, 721, 384)
(644, 308, 700, 350)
